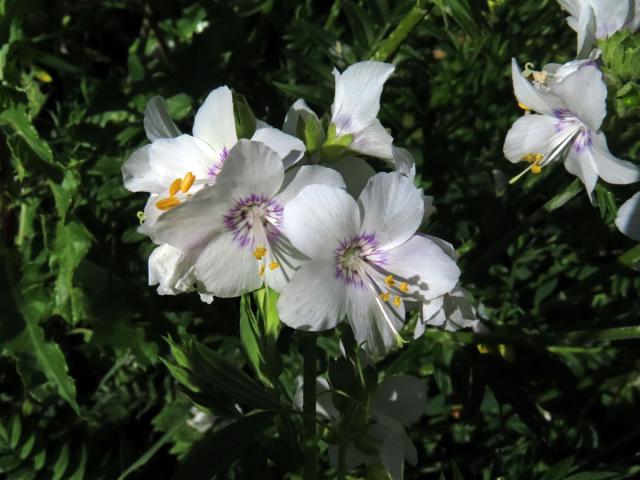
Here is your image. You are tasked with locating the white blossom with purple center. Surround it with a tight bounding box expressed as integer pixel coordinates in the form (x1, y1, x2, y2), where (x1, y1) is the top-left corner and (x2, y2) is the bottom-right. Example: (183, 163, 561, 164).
(122, 86, 305, 233)
(277, 172, 460, 358)
(503, 58, 640, 199)
(151, 139, 345, 298)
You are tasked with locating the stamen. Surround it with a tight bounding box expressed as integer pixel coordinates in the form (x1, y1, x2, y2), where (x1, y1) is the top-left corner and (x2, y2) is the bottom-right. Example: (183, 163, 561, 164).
(399, 282, 409, 293)
(269, 261, 280, 270)
(380, 292, 390, 302)
(156, 197, 181, 210)
(181, 172, 195, 193)
(393, 296, 402, 308)
(136, 211, 146, 224)
(253, 246, 267, 260)
(385, 275, 395, 287)
(517, 102, 530, 111)
(169, 178, 182, 197)
(531, 164, 542, 174)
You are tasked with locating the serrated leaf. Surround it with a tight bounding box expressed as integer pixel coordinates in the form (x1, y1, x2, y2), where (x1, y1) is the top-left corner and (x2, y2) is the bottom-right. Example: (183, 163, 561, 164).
(172, 411, 275, 480)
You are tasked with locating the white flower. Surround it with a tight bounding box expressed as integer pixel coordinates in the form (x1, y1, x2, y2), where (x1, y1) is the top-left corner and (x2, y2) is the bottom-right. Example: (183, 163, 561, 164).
(504, 58, 640, 200)
(151, 139, 345, 297)
(416, 286, 479, 336)
(302, 375, 426, 480)
(558, 0, 639, 57)
(615, 191, 640, 240)
(122, 87, 305, 232)
(148, 244, 213, 303)
(277, 172, 460, 357)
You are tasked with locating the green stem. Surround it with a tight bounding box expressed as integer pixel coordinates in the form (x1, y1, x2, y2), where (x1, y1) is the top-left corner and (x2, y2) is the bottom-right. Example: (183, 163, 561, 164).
(302, 334, 317, 480)
(371, 1, 429, 62)
(337, 440, 347, 480)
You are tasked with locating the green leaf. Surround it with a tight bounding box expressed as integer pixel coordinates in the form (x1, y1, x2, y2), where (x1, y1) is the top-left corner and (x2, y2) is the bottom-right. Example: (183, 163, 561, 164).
(563, 472, 618, 480)
(8, 416, 21, 450)
(172, 411, 276, 480)
(52, 444, 70, 480)
(239, 295, 268, 385)
(542, 456, 575, 480)
(371, 2, 429, 61)
(0, 107, 54, 166)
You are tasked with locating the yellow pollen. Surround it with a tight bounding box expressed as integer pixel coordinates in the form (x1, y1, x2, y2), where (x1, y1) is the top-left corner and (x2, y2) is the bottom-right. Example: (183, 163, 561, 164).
(531, 164, 542, 174)
(155, 197, 181, 211)
(534, 153, 544, 162)
(259, 264, 265, 276)
(399, 282, 409, 293)
(253, 246, 267, 260)
(380, 292, 390, 302)
(385, 275, 395, 287)
(393, 296, 402, 308)
(517, 102, 530, 111)
(181, 172, 195, 193)
(269, 261, 280, 270)
(169, 178, 182, 197)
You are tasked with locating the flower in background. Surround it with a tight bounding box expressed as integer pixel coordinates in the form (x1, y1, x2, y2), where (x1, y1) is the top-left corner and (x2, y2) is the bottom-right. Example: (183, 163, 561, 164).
(299, 375, 426, 480)
(558, 0, 639, 57)
(278, 172, 460, 357)
(152, 140, 344, 297)
(503, 58, 640, 200)
(615, 192, 640, 240)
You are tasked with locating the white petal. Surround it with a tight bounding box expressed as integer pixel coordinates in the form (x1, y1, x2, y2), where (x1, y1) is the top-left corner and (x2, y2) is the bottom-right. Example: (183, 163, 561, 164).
(150, 186, 231, 250)
(122, 145, 165, 193)
(215, 139, 285, 199)
(371, 416, 417, 480)
(350, 119, 394, 160)
(616, 192, 640, 240)
(590, 132, 640, 185)
(330, 157, 376, 197)
(511, 59, 564, 115)
(194, 232, 262, 297)
(422, 195, 436, 225)
(503, 114, 558, 163)
(149, 134, 216, 186)
(331, 61, 395, 135)
(392, 147, 416, 179)
(385, 234, 460, 301)
(282, 98, 319, 136)
(576, 1, 597, 57)
(148, 244, 197, 295)
(262, 235, 307, 293)
(283, 184, 361, 259)
(144, 96, 180, 141)
(251, 125, 306, 169)
(372, 375, 427, 426)
(564, 147, 599, 201)
(192, 86, 238, 151)
(549, 65, 607, 131)
(358, 172, 424, 251)
(420, 295, 445, 325)
(277, 260, 348, 331)
(347, 286, 404, 359)
(590, 0, 630, 38)
(276, 165, 346, 206)
(138, 194, 163, 236)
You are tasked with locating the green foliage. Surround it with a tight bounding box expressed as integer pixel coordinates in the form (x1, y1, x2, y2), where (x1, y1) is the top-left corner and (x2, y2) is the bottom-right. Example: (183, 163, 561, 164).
(1, 0, 640, 479)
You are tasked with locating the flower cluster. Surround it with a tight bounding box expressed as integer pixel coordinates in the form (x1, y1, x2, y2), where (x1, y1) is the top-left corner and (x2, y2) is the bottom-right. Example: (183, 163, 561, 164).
(123, 61, 471, 360)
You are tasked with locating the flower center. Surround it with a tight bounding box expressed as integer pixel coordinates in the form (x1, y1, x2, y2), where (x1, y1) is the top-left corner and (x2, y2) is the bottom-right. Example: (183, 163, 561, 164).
(223, 194, 283, 249)
(334, 234, 386, 286)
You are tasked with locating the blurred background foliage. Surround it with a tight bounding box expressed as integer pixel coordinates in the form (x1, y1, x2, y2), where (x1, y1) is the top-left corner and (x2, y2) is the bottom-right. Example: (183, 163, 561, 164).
(1, 0, 640, 478)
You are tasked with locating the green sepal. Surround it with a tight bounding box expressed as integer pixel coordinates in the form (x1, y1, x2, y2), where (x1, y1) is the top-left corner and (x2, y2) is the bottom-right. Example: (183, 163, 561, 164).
(232, 91, 256, 139)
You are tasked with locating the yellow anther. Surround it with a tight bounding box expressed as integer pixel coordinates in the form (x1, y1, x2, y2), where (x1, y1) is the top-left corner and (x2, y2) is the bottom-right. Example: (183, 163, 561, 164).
(399, 282, 409, 293)
(531, 164, 542, 174)
(253, 246, 267, 260)
(269, 261, 280, 270)
(181, 172, 195, 193)
(393, 296, 402, 308)
(259, 264, 265, 276)
(169, 178, 182, 197)
(385, 275, 395, 287)
(517, 102, 530, 111)
(35, 71, 53, 83)
(380, 292, 390, 302)
(534, 153, 544, 162)
(155, 197, 181, 211)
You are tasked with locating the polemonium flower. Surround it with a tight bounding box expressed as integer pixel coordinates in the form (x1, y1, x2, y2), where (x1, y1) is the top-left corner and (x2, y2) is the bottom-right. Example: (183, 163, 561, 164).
(416, 286, 479, 336)
(122, 86, 305, 232)
(558, 0, 639, 57)
(300, 375, 426, 480)
(615, 192, 640, 240)
(504, 59, 640, 199)
(152, 140, 344, 297)
(278, 172, 460, 357)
